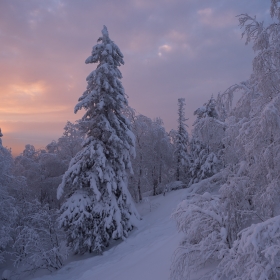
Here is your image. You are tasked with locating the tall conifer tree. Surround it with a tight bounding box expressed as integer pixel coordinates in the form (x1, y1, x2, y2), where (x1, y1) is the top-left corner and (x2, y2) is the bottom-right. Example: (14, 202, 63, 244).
(57, 26, 139, 254)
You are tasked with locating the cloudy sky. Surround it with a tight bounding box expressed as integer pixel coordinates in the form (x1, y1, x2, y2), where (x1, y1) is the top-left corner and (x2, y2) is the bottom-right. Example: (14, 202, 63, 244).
(0, 0, 271, 155)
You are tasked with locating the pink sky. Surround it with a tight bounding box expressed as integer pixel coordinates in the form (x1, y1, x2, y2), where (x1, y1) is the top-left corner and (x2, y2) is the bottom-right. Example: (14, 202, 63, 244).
(0, 0, 270, 155)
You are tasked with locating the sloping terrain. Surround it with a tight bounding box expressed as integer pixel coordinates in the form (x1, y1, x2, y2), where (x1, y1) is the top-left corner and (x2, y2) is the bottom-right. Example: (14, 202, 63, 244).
(29, 189, 187, 280)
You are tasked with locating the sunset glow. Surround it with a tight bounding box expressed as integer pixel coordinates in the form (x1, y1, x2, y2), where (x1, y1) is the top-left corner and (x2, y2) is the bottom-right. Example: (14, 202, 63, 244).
(0, 0, 269, 155)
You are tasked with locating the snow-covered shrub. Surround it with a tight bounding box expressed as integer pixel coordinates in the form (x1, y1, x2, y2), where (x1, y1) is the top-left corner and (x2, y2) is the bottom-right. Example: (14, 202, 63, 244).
(188, 169, 228, 195)
(171, 173, 256, 279)
(166, 181, 186, 191)
(13, 201, 68, 273)
(219, 176, 254, 248)
(171, 192, 229, 280)
(214, 215, 280, 280)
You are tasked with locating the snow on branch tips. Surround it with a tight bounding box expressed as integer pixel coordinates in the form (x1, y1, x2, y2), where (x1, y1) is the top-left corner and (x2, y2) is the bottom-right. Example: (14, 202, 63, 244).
(214, 215, 280, 280)
(57, 26, 139, 254)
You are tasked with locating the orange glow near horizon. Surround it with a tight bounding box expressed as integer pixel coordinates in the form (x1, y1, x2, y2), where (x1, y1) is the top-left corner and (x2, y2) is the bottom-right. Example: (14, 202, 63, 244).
(0, 78, 85, 155)
(0, 81, 69, 116)
(0, 0, 262, 157)
(10, 81, 46, 98)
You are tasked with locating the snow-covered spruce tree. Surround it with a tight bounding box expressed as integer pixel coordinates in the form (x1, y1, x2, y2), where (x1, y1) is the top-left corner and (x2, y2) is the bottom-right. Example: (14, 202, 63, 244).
(174, 98, 190, 183)
(57, 26, 139, 254)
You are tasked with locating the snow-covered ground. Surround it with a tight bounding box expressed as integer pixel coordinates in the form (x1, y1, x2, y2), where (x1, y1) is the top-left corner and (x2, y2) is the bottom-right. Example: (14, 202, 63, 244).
(26, 189, 188, 280)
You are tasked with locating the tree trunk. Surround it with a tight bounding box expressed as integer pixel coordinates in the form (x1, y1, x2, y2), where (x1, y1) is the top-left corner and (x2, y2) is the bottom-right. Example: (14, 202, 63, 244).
(159, 154, 162, 184)
(137, 176, 142, 202)
(153, 179, 158, 196)
(177, 156, 180, 181)
(138, 161, 142, 202)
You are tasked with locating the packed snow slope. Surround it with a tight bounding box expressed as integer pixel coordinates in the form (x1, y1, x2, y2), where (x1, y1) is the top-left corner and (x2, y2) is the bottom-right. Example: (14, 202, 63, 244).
(30, 189, 187, 280)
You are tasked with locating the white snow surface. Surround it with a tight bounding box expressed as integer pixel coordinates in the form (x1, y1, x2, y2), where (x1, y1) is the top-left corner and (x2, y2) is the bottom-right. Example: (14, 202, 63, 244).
(28, 189, 188, 280)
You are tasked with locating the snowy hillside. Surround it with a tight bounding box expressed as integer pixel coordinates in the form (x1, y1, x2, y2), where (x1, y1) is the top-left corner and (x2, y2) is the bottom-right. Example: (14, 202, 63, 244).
(26, 189, 187, 280)
(3, 3, 280, 279)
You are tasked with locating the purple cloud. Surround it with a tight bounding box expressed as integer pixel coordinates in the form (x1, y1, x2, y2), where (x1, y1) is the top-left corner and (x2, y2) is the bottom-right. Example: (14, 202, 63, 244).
(0, 0, 271, 154)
